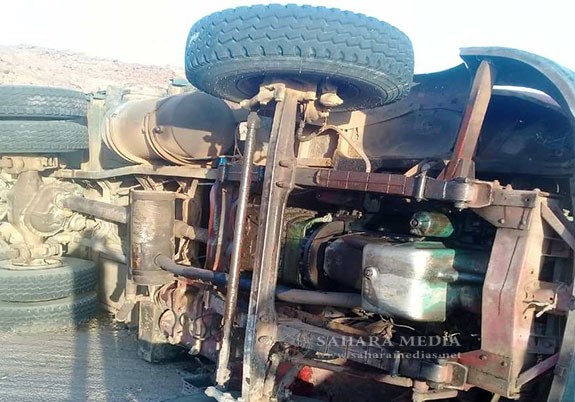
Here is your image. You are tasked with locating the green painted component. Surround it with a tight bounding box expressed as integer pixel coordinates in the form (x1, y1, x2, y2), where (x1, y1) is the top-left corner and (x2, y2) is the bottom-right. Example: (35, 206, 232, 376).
(410, 211, 454, 238)
(362, 240, 486, 321)
(280, 214, 332, 286)
(171, 78, 192, 87)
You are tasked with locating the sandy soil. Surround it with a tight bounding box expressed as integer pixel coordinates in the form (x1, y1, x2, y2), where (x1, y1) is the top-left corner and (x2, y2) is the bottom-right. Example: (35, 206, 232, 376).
(0, 45, 186, 93)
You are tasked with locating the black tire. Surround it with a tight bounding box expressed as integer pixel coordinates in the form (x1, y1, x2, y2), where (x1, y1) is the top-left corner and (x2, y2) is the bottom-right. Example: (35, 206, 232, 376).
(0, 85, 87, 120)
(185, 4, 414, 110)
(0, 120, 88, 153)
(0, 258, 98, 302)
(0, 293, 98, 332)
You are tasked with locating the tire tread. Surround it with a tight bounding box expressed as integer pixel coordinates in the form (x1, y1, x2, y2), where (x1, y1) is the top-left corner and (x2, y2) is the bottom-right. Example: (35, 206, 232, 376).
(0, 293, 98, 332)
(185, 4, 414, 109)
(0, 86, 87, 120)
(0, 120, 88, 153)
(0, 258, 98, 302)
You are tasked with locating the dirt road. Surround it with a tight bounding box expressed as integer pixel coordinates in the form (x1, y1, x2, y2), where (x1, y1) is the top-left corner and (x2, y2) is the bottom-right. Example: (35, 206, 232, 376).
(0, 315, 191, 402)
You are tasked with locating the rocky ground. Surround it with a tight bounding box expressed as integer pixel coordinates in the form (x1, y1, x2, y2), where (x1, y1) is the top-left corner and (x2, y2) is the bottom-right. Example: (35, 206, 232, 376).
(0, 45, 186, 93)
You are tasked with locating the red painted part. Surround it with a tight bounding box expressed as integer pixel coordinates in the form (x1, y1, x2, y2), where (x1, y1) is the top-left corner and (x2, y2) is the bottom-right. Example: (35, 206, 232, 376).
(298, 366, 314, 383)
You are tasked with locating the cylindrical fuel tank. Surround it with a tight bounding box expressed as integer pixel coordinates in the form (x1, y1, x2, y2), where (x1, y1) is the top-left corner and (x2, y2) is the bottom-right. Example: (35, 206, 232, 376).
(104, 91, 237, 165)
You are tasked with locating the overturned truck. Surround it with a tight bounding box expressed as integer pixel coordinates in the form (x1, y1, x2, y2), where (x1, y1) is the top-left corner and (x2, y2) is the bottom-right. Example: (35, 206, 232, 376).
(1, 4, 575, 402)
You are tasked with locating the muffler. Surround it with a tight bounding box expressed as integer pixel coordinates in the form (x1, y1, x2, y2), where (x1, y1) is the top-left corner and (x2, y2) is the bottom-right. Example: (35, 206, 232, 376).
(104, 91, 237, 165)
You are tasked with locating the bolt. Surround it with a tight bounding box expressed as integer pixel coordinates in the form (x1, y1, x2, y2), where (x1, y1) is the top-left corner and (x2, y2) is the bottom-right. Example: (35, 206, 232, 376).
(498, 218, 505, 224)
(364, 267, 377, 279)
(152, 126, 163, 135)
(276, 181, 291, 188)
(479, 354, 487, 360)
(278, 160, 290, 168)
(258, 314, 271, 324)
(500, 361, 508, 367)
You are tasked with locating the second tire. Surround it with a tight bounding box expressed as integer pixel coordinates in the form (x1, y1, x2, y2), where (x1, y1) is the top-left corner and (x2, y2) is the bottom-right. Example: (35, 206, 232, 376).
(0, 120, 88, 153)
(0, 258, 98, 302)
(0, 293, 98, 332)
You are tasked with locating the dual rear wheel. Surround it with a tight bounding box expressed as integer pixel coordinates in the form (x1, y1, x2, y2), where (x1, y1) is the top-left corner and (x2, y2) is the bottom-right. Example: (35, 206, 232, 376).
(0, 86, 94, 331)
(0, 258, 99, 332)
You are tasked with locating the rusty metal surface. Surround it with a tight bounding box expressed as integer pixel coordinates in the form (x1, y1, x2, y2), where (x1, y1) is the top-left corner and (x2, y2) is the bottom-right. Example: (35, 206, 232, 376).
(441, 60, 495, 179)
(7, 45, 575, 402)
(138, 299, 182, 363)
(156, 282, 220, 360)
(205, 174, 230, 273)
(541, 203, 575, 251)
(286, 355, 414, 388)
(517, 353, 559, 388)
(216, 112, 259, 386)
(242, 86, 299, 402)
(459, 196, 559, 397)
(275, 318, 455, 385)
(129, 190, 175, 285)
(304, 168, 495, 208)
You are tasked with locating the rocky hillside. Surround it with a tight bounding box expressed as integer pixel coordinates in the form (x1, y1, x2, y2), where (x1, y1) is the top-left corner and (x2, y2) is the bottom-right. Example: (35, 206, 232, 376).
(0, 45, 186, 93)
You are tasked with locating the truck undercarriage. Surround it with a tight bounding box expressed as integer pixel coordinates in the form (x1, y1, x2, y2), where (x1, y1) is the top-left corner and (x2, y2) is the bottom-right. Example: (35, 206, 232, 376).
(1, 5, 575, 402)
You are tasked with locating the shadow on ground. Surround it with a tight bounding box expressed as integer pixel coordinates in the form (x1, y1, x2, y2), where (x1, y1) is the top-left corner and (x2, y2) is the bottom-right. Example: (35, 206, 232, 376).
(0, 313, 191, 402)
